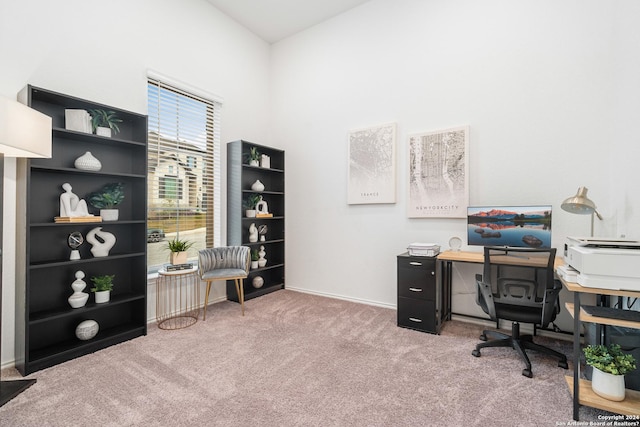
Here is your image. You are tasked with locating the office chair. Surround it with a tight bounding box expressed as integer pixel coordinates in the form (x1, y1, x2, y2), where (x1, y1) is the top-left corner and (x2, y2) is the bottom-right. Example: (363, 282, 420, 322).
(471, 246, 568, 377)
(198, 246, 251, 319)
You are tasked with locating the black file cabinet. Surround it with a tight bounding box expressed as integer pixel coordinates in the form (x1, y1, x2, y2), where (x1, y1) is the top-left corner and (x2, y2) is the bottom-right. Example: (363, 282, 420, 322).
(397, 253, 441, 334)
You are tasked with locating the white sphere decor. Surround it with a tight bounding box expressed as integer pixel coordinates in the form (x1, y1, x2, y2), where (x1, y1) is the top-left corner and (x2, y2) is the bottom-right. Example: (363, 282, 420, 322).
(75, 319, 99, 340)
(252, 276, 264, 289)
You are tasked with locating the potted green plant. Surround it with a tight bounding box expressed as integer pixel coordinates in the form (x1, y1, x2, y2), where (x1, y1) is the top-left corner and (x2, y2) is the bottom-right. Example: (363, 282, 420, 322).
(88, 109, 122, 137)
(250, 249, 259, 270)
(243, 193, 261, 218)
(246, 147, 260, 166)
(584, 343, 636, 401)
(166, 237, 194, 265)
(91, 274, 114, 304)
(88, 183, 125, 221)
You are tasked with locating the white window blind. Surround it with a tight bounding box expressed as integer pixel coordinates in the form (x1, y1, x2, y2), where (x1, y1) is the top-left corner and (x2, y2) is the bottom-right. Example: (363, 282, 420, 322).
(147, 77, 221, 272)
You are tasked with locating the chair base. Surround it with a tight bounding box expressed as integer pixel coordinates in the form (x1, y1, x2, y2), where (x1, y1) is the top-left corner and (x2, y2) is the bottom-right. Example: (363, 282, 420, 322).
(471, 321, 568, 378)
(203, 277, 245, 320)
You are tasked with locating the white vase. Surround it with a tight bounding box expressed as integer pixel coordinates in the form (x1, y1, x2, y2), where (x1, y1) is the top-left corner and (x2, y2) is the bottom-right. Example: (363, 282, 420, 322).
(94, 290, 110, 304)
(251, 180, 265, 192)
(100, 208, 119, 221)
(251, 260, 259, 270)
(591, 367, 626, 401)
(74, 151, 102, 171)
(245, 209, 256, 218)
(96, 126, 112, 137)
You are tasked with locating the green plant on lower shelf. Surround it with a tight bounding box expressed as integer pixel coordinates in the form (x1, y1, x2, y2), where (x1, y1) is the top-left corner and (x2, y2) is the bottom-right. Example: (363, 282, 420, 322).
(583, 344, 636, 375)
(243, 193, 261, 210)
(88, 183, 125, 209)
(251, 249, 259, 261)
(91, 274, 115, 292)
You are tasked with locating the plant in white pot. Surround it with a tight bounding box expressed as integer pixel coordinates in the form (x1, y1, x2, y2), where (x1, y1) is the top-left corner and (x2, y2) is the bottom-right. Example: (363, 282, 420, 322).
(250, 249, 259, 270)
(245, 146, 260, 166)
(91, 274, 114, 304)
(88, 182, 124, 221)
(88, 109, 122, 137)
(166, 238, 194, 265)
(243, 193, 260, 218)
(584, 343, 636, 401)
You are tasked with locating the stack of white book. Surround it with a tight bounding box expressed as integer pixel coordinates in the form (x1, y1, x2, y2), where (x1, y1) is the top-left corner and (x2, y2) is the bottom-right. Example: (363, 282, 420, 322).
(407, 242, 440, 257)
(65, 109, 92, 133)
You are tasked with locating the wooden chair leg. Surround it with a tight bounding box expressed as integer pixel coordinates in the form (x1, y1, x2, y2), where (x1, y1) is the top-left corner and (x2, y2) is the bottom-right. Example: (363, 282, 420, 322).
(235, 278, 245, 316)
(203, 281, 212, 320)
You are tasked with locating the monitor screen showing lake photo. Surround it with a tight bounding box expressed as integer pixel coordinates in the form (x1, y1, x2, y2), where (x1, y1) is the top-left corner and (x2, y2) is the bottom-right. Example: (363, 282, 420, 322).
(467, 205, 552, 248)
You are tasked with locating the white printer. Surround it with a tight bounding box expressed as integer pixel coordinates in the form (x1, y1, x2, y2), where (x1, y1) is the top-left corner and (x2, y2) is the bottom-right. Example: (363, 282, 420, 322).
(564, 237, 640, 291)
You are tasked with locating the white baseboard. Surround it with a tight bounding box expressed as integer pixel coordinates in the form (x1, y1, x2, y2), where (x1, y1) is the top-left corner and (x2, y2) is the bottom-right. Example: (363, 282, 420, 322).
(286, 286, 396, 310)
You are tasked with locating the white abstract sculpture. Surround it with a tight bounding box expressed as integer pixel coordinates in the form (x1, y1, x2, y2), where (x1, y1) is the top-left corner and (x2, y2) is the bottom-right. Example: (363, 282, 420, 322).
(68, 270, 89, 308)
(256, 196, 269, 215)
(249, 223, 258, 242)
(86, 227, 116, 257)
(59, 182, 91, 217)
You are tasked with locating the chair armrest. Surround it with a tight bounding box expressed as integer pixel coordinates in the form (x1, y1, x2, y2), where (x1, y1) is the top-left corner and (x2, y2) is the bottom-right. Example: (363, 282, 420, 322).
(476, 274, 496, 319)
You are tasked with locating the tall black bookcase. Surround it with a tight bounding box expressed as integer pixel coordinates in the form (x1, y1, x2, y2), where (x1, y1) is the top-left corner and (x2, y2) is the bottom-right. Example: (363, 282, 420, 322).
(227, 140, 285, 302)
(15, 85, 148, 375)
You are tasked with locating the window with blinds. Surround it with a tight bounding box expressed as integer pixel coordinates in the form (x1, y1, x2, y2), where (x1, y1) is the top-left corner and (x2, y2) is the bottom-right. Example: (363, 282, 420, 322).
(147, 77, 221, 272)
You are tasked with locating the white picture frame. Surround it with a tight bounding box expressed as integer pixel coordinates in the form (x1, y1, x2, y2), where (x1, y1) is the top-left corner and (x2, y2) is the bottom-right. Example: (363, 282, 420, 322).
(407, 125, 469, 218)
(347, 122, 397, 205)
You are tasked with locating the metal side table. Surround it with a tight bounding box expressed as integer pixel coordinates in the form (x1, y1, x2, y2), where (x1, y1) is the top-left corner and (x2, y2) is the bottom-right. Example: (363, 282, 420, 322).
(156, 266, 200, 330)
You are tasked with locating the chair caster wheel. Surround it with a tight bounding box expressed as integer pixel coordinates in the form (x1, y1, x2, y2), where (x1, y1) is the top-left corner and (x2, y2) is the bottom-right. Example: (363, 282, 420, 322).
(479, 334, 487, 341)
(472, 349, 481, 357)
(522, 369, 532, 378)
(559, 360, 568, 369)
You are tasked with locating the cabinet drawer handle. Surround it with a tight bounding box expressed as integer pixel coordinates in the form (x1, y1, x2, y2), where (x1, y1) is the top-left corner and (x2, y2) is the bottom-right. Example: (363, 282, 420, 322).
(409, 262, 422, 266)
(409, 317, 423, 323)
(409, 287, 423, 292)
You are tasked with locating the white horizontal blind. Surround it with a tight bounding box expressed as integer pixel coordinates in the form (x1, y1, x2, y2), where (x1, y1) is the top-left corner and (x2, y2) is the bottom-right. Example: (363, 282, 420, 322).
(147, 78, 221, 272)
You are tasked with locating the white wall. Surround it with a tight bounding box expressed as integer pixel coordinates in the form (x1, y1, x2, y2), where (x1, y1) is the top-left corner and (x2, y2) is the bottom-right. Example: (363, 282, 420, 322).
(270, 0, 640, 329)
(1, 0, 271, 368)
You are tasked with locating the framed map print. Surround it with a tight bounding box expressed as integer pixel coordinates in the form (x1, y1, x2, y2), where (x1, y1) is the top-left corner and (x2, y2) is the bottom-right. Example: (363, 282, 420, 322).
(348, 122, 396, 204)
(408, 125, 469, 218)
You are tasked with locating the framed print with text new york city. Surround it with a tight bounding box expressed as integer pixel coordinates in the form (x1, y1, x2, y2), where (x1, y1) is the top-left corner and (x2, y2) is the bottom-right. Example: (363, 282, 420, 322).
(407, 125, 469, 218)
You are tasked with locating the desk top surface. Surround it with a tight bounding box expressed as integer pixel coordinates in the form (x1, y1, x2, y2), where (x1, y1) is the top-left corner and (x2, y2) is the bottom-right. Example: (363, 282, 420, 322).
(437, 249, 563, 268)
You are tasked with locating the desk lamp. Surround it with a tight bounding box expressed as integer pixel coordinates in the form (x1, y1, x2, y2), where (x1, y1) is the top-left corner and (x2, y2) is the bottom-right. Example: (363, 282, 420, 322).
(0, 96, 51, 406)
(561, 186, 602, 237)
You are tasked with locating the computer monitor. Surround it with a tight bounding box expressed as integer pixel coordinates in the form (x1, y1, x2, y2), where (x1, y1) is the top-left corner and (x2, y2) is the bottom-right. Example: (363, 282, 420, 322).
(467, 205, 552, 248)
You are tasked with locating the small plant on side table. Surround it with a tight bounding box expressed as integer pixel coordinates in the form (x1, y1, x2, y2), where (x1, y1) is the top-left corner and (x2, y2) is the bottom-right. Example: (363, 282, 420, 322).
(166, 238, 194, 265)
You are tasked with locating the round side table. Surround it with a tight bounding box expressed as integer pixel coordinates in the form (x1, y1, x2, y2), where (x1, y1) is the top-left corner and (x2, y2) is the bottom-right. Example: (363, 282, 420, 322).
(156, 266, 200, 330)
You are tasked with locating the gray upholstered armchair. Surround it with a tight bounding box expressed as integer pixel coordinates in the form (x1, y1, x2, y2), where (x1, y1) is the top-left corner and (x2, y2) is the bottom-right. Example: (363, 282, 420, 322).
(198, 246, 250, 319)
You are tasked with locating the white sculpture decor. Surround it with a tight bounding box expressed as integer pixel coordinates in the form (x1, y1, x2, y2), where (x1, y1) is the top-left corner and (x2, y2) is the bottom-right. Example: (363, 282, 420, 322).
(258, 245, 267, 268)
(86, 227, 116, 257)
(249, 223, 258, 242)
(255, 196, 272, 217)
(59, 182, 92, 217)
(68, 270, 89, 308)
(252, 276, 264, 288)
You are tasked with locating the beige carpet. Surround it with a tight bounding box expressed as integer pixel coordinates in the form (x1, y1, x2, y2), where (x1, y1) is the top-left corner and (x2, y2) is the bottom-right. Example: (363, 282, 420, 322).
(1, 289, 607, 426)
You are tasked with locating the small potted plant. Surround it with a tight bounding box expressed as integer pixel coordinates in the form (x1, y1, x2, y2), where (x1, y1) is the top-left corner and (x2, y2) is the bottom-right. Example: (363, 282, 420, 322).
(250, 249, 259, 270)
(246, 147, 260, 166)
(91, 274, 114, 304)
(88, 109, 122, 137)
(584, 343, 636, 401)
(243, 193, 261, 218)
(88, 182, 125, 221)
(166, 237, 194, 265)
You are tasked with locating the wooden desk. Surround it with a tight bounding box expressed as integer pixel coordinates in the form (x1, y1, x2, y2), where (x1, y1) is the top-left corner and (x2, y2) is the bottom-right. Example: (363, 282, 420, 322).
(436, 250, 563, 321)
(558, 276, 640, 420)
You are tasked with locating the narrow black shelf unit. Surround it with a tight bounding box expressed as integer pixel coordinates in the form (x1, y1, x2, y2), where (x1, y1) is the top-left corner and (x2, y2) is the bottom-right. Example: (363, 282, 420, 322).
(227, 140, 285, 302)
(15, 85, 148, 375)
